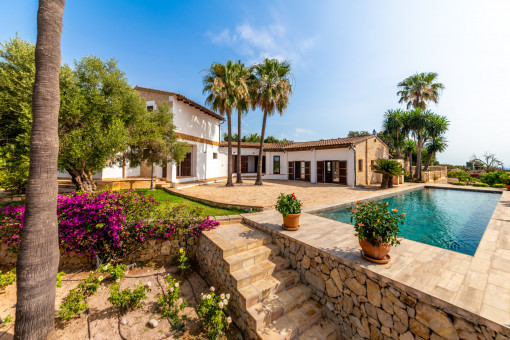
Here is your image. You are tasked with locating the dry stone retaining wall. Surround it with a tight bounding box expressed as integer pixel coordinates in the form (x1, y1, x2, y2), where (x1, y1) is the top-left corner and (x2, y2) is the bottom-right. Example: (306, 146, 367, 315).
(243, 218, 510, 340)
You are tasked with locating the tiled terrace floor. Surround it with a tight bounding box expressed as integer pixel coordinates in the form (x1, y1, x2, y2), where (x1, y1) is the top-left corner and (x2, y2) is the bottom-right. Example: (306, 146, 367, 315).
(242, 185, 510, 333)
(171, 179, 419, 210)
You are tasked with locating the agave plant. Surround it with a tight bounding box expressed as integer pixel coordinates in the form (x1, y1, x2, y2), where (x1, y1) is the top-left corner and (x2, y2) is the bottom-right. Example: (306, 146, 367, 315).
(372, 159, 405, 189)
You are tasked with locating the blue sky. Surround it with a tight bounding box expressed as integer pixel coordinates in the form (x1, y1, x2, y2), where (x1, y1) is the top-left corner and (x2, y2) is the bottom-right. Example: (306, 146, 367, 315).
(1, 0, 509, 166)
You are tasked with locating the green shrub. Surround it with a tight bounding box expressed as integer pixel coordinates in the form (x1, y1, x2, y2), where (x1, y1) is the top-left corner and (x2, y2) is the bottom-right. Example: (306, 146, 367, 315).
(176, 248, 191, 273)
(0, 269, 16, 292)
(57, 271, 100, 321)
(158, 275, 188, 328)
(493, 183, 506, 188)
(451, 182, 466, 186)
(473, 183, 489, 187)
(108, 280, 150, 312)
(500, 173, 510, 185)
(480, 172, 505, 186)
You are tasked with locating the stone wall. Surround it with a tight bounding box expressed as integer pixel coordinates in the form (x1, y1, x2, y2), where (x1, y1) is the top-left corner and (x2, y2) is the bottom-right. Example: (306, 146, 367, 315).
(243, 218, 510, 340)
(0, 234, 194, 271)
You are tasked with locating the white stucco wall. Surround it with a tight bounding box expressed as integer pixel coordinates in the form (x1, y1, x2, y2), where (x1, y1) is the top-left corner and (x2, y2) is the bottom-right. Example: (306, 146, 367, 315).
(173, 99, 221, 143)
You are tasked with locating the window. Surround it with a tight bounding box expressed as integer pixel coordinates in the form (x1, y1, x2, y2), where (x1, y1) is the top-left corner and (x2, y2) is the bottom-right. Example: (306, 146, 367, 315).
(371, 160, 375, 167)
(147, 105, 154, 112)
(273, 156, 280, 174)
(358, 159, 363, 172)
(213, 152, 218, 159)
(300, 162, 306, 180)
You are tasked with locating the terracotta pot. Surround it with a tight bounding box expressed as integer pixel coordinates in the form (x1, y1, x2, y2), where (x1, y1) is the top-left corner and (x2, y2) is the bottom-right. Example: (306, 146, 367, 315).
(283, 213, 301, 231)
(506, 184, 510, 191)
(359, 238, 391, 260)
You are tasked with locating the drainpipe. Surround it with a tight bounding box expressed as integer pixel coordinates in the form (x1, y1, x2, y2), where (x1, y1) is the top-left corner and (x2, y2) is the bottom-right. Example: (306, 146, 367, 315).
(349, 144, 357, 187)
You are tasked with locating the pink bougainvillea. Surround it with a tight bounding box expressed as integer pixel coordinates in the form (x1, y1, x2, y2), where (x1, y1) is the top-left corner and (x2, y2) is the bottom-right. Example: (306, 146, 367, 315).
(0, 190, 218, 262)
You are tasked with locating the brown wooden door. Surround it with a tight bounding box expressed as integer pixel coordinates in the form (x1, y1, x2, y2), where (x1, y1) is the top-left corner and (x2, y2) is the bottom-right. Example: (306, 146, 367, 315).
(317, 161, 324, 183)
(262, 156, 266, 173)
(338, 160, 347, 184)
(162, 166, 167, 178)
(178, 152, 192, 176)
(241, 156, 248, 173)
(304, 161, 311, 182)
(288, 162, 294, 180)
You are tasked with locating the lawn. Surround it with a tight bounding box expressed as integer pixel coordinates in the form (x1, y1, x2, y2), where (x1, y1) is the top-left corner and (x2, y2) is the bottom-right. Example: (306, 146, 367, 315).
(136, 189, 246, 217)
(1, 189, 245, 217)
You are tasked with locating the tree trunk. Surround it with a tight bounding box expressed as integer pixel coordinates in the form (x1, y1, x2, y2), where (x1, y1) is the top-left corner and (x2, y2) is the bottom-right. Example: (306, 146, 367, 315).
(423, 153, 434, 172)
(388, 175, 394, 188)
(380, 174, 389, 189)
(236, 110, 242, 184)
(67, 168, 97, 192)
(414, 136, 424, 180)
(407, 152, 412, 174)
(150, 162, 154, 190)
(255, 111, 268, 186)
(226, 112, 233, 187)
(15, 1, 65, 339)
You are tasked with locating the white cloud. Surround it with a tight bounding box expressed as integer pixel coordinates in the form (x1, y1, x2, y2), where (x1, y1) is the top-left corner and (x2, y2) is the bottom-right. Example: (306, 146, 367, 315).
(206, 23, 313, 65)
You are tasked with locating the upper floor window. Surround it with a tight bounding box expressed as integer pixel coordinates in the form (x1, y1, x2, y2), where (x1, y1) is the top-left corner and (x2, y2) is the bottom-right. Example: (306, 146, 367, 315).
(213, 152, 218, 159)
(147, 105, 154, 112)
(273, 156, 280, 174)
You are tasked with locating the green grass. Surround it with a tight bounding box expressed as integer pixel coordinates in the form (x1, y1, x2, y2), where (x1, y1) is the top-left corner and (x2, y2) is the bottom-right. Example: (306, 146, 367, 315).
(136, 189, 245, 217)
(0, 189, 246, 216)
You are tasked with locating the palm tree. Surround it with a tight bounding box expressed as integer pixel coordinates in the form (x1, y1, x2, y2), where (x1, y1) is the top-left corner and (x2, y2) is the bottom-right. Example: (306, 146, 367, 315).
(423, 136, 448, 172)
(251, 58, 293, 185)
(382, 109, 406, 159)
(397, 72, 444, 110)
(203, 60, 249, 187)
(15, 0, 65, 338)
(372, 159, 405, 189)
(234, 62, 251, 184)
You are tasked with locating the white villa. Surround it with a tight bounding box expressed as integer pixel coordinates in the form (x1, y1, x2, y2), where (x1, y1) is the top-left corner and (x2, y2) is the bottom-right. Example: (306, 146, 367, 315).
(60, 86, 389, 187)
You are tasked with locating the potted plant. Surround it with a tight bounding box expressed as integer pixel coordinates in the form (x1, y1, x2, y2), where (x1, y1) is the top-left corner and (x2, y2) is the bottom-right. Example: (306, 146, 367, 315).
(275, 193, 303, 231)
(350, 200, 405, 263)
(372, 159, 405, 188)
(500, 172, 510, 191)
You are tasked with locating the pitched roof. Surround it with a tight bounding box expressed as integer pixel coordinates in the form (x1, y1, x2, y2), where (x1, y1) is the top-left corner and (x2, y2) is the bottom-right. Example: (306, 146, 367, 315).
(134, 86, 225, 121)
(220, 135, 385, 151)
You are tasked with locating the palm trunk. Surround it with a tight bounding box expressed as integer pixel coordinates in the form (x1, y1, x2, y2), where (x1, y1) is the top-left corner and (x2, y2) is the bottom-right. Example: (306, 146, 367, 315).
(388, 175, 394, 188)
(415, 136, 424, 180)
(423, 152, 434, 172)
(255, 111, 267, 186)
(226, 112, 233, 187)
(380, 174, 389, 189)
(395, 131, 402, 159)
(236, 110, 243, 184)
(15, 1, 65, 338)
(150, 162, 154, 190)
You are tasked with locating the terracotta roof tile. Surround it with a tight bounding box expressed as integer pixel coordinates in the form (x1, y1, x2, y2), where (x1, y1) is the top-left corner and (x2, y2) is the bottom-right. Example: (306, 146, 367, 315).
(134, 86, 225, 121)
(220, 135, 381, 151)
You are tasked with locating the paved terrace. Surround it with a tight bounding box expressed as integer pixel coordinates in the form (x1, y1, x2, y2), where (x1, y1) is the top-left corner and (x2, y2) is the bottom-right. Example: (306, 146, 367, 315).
(241, 184, 510, 334)
(170, 179, 420, 210)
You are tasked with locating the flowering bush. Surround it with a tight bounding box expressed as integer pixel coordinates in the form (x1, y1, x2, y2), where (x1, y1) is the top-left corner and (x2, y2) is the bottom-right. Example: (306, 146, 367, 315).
(176, 248, 191, 272)
(350, 200, 405, 247)
(0, 191, 219, 262)
(499, 172, 510, 185)
(197, 287, 231, 340)
(275, 193, 302, 217)
(158, 275, 188, 328)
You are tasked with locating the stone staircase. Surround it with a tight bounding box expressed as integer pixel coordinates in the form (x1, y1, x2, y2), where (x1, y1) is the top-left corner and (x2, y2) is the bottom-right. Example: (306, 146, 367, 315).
(204, 222, 339, 340)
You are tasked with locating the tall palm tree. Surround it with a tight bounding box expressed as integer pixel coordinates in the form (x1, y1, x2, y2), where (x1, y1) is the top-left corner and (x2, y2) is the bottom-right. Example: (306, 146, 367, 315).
(203, 60, 249, 187)
(423, 136, 448, 172)
(234, 62, 251, 184)
(15, 0, 65, 338)
(382, 109, 406, 159)
(397, 72, 444, 110)
(251, 58, 293, 186)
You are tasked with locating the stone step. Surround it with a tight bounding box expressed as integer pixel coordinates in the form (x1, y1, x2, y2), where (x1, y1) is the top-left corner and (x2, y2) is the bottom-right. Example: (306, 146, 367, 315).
(231, 257, 292, 289)
(255, 300, 325, 339)
(224, 244, 280, 272)
(247, 284, 314, 331)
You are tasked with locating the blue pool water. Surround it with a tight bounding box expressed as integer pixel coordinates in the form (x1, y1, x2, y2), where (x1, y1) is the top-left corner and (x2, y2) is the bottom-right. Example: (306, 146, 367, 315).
(316, 188, 501, 256)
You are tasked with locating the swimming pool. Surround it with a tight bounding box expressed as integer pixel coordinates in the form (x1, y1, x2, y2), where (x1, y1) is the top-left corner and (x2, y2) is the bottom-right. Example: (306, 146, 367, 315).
(316, 188, 501, 256)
